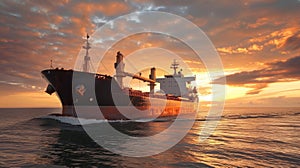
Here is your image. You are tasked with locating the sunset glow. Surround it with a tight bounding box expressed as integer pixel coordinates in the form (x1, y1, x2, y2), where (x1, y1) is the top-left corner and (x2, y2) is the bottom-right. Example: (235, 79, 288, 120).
(0, 0, 299, 107)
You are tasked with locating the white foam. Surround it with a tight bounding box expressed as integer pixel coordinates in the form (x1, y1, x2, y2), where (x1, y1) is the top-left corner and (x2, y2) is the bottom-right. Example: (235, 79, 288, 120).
(40, 115, 174, 125)
(40, 115, 109, 125)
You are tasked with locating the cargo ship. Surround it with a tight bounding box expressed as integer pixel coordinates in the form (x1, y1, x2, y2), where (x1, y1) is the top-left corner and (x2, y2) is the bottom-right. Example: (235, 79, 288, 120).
(41, 35, 198, 120)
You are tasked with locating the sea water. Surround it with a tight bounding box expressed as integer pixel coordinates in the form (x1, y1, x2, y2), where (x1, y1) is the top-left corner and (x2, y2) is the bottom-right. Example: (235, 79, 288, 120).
(0, 107, 299, 167)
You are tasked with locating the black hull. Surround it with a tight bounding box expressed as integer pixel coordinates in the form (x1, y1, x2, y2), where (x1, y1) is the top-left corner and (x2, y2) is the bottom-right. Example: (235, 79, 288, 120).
(41, 69, 197, 120)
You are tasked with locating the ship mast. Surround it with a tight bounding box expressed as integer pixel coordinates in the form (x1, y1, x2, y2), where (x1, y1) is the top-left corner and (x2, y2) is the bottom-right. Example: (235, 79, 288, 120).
(82, 34, 91, 72)
(170, 59, 179, 75)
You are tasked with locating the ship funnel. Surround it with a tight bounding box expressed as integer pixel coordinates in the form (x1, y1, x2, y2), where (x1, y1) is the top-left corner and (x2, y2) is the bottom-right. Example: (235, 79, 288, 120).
(82, 34, 91, 72)
(114, 51, 125, 88)
(149, 67, 156, 93)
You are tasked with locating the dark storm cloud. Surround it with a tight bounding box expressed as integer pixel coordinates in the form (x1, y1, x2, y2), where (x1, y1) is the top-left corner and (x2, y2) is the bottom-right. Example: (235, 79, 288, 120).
(213, 56, 300, 94)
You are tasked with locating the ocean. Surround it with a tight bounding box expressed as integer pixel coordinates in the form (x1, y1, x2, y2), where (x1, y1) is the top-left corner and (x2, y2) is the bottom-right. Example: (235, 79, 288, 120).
(0, 107, 299, 167)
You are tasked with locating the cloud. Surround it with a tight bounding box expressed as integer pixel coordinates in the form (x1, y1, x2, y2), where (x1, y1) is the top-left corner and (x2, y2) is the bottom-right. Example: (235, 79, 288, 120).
(0, 0, 300, 107)
(226, 96, 300, 107)
(71, 1, 130, 16)
(217, 44, 264, 55)
(213, 56, 300, 94)
(245, 83, 268, 95)
(247, 17, 269, 29)
(218, 27, 298, 55)
(248, 44, 264, 51)
(283, 32, 300, 50)
(217, 47, 249, 54)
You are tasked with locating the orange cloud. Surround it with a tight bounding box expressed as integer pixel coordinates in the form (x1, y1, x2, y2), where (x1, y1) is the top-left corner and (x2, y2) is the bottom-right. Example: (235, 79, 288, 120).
(73, 2, 130, 16)
(0, 0, 300, 107)
(247, 17, 269, 28)
(217, 47, 248, 54)
(213, 56, 300, 94)
(248, 44, 263, 51)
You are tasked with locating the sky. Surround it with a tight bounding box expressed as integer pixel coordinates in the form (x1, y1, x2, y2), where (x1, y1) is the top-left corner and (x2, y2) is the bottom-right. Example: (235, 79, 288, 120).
(0, 0, 300, 108)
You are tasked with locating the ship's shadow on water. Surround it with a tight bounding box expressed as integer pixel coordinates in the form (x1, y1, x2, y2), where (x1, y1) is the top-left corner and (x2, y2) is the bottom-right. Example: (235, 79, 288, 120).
(42, 124, 116, 167)
(36, 118, 117, 167)
(35, 117, 212, 168)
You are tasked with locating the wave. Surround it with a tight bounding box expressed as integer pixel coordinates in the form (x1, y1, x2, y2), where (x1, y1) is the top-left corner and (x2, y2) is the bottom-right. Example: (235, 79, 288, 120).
(38, 110, 300, 125)
(39, 115, 108, 125)
(222, 111, 300, 120)
(39, 115, 174, 126)
(223, 114, 280, 120)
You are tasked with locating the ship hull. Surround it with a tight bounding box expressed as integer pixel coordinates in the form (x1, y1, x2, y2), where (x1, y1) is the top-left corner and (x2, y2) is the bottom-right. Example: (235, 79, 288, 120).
(41, 69, 197, 120)
(62, 104, 196, 120)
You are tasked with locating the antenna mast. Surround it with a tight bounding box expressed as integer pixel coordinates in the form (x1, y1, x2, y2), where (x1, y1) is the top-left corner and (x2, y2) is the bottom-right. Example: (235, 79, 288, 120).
(82, 34, 91, 72)
(50, 60, 53, 69)
(170, 59, 179, 75)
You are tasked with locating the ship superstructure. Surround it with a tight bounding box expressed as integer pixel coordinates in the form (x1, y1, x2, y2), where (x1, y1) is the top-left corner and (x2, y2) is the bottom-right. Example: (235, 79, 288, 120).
(156, 60, 197, 100)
